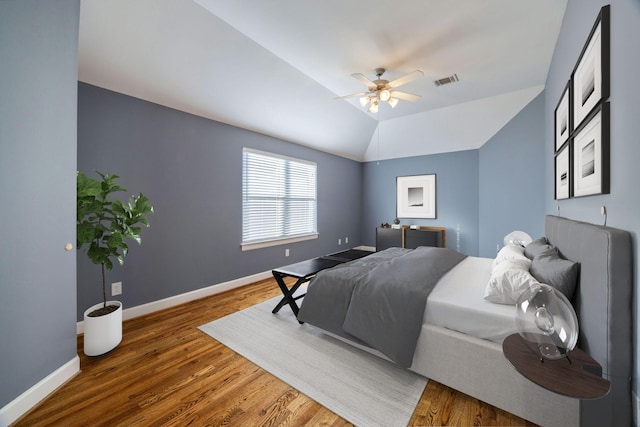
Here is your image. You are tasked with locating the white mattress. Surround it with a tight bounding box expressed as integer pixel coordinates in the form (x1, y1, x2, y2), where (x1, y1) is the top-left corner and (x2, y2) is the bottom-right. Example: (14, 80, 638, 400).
(424, 256, 518, 343)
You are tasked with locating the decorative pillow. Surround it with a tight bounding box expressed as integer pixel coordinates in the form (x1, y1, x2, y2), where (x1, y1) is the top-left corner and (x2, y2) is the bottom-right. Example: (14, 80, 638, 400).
(524, 237, 553, 260)
(530, 248, 579, 300)
(484, 258, 537, 305)
(492, 244, 529, 269)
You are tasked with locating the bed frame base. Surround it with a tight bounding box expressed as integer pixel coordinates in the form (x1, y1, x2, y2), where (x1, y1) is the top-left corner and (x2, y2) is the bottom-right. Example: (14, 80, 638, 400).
(408, 215, 632, 427)
(412, 324, 578, 426)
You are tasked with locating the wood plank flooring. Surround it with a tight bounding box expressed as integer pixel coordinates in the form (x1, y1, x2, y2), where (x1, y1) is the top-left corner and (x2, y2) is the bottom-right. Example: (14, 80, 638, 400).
(15, 278, 536, 426)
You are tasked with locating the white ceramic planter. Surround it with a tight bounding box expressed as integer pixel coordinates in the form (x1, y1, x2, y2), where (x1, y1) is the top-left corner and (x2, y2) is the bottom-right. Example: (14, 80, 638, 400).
(83, 300, 123, 356)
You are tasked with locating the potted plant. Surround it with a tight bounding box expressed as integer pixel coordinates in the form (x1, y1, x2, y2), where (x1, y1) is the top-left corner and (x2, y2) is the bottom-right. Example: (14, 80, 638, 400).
(77, 171, 154, 356)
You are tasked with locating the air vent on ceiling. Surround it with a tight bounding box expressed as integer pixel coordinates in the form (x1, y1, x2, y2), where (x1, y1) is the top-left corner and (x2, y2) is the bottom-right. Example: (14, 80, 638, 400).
(434, 74, 459, 87)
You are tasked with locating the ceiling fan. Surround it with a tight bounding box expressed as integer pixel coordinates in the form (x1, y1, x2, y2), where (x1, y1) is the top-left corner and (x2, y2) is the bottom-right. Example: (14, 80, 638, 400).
(336, 68, 424, 113)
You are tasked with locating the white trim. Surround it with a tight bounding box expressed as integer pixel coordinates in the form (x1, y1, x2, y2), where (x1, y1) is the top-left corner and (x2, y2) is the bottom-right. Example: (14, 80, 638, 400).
(355, 245, 376, 252)
(0, 356, 80, 426)
(241, 233, 318, 251)
(77, 270, 272, 334)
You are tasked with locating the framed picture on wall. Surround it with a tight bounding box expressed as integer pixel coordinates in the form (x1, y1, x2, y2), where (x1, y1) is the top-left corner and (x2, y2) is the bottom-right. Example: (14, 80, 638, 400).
(554, 81, 571, 152)
(572, 5, 610, 131)
(555, 144, 571, 200)
(396, 174, 436, 219)
(573, 103, 610, 197)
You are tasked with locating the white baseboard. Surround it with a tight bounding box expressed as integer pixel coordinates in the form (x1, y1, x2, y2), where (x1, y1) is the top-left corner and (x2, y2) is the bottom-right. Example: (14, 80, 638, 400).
(76, 250, 376, 335)
(0, 356, 80, 427)
(77, 270, 272, 334)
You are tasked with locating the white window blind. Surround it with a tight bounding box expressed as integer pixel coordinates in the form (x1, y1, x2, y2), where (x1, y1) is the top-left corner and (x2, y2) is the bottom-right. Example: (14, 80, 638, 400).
(242, 148, 317, 248)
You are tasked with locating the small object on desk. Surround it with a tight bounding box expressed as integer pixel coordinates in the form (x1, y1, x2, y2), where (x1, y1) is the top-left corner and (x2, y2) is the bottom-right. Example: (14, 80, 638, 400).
(502, 333, 610, 399)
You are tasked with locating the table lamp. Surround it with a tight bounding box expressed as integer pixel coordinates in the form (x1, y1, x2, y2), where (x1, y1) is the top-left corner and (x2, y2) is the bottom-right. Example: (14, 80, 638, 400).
(515, 283, 578, 361)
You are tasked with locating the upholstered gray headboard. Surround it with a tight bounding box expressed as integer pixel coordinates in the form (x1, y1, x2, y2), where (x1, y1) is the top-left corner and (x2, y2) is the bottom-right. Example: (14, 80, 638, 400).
(545, 215, 632, 427)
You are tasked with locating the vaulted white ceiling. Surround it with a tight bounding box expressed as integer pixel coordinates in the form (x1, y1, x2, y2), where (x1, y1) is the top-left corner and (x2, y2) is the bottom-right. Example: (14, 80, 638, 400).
(78, 0, 567, 162)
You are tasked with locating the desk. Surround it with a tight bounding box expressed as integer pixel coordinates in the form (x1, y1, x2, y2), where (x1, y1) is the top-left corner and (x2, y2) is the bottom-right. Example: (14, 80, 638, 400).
(271, 249, 373, 322)
(376, 226, 446, 251)
(502, 334, 610, 399)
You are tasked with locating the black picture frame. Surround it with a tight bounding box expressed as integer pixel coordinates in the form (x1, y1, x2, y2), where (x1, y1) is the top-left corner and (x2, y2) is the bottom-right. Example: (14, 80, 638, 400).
(572, 102, 610, 197)
(554, 81, 571, 152)
(571, 5, 610, 132)
(555, 143, 571, 200)
(396, 174, 436, 219)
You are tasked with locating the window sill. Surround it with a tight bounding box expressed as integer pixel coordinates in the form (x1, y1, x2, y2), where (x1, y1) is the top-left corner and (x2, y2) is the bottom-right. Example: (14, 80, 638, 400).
(241, 233, 319, 251)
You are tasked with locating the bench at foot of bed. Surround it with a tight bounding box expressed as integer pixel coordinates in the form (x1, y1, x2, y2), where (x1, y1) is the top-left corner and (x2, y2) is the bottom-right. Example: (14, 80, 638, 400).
(271, 249, 373, 321)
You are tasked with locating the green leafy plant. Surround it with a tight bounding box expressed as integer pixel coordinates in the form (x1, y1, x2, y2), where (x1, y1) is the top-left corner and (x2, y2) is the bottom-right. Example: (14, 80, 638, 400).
(77, 171, 154, 315)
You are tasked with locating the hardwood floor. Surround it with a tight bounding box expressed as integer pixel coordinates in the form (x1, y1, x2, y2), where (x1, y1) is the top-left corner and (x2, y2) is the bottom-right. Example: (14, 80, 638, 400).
(15, 278, 536, 426)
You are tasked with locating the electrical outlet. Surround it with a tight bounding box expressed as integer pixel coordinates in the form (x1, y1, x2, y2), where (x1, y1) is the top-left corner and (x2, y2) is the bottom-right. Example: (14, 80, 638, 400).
(338, 238, 342, 245)
(285, 248, 290, 257)
(111, 281, 122, 296)
(345, 237, 349, 244)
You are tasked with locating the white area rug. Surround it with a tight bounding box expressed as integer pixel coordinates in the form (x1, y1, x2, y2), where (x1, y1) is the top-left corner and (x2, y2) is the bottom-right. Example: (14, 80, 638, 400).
(199, 296, 428, 427)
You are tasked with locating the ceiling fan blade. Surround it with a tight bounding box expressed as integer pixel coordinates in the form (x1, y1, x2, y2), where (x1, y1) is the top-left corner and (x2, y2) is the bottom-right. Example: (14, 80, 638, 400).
(334, 92, 370, 100)
(388, 70, 424, 88)
(351, 73, 377, 88)
(390, 91, 421, 102)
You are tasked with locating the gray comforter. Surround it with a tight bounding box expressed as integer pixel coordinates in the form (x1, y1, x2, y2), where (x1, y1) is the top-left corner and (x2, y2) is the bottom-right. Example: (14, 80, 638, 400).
(297, 246, 467, 367)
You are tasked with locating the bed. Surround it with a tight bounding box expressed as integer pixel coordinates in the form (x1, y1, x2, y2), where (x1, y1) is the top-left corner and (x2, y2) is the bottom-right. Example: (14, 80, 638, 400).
(297, 215, 632, 427)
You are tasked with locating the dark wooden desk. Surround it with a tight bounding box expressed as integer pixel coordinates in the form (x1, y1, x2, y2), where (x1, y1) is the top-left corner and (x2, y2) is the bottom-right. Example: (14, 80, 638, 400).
(376, 226, 446, 251)
(271, 249, 373, 322)
(502, 334, 610, 399)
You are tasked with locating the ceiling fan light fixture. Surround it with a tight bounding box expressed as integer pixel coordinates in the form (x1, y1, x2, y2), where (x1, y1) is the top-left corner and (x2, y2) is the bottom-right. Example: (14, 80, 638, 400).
(340, 68, 423, 112)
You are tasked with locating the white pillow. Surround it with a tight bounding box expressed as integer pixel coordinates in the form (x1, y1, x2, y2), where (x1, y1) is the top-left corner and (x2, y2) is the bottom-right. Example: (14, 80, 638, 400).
(492, 245, 529, 269)
(484, 259, 538, 305)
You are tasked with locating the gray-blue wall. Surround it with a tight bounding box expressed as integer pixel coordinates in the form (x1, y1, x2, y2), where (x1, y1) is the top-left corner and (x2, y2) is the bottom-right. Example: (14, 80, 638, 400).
(5, 0, 637, 419)
(478, 92, 546, 257)
(361, 92, 546, 258)
(77, 83, 363, 320)
(0, 0, 80, 409)
(361, 150, 480, 255)
(543, 0, 640, 412)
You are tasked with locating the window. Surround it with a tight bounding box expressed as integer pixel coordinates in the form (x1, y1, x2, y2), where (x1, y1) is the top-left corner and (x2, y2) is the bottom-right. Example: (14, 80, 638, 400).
(242, 148, 317, 250)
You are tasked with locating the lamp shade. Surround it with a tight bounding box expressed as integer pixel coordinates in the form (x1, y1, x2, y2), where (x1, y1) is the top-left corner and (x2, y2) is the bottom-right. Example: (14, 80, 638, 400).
(515, 283, 578, 360)
(503, 230, 532, 247)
